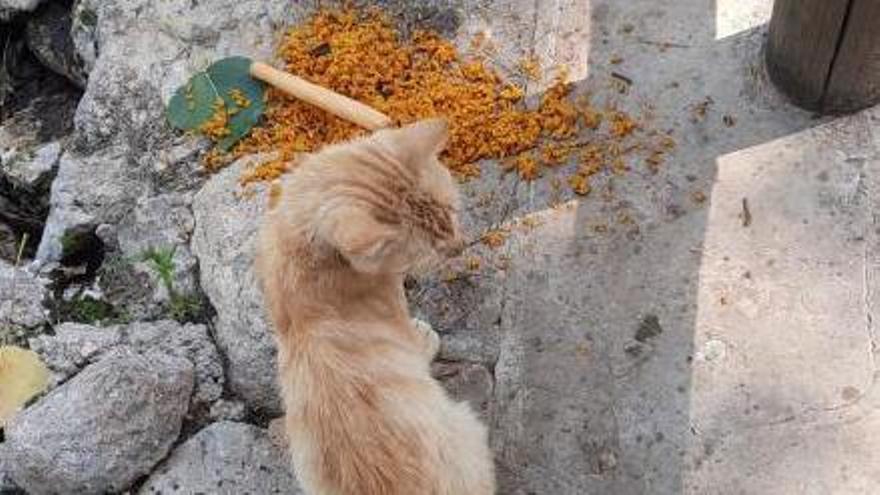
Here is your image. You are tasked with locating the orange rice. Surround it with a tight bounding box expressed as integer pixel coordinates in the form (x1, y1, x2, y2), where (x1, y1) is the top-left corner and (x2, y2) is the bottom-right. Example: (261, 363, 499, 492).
(200, 7, 673, 196)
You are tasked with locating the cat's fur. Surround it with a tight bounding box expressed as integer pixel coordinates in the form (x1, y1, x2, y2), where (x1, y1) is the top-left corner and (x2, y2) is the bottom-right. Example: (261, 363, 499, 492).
(255, 119, 496, 495)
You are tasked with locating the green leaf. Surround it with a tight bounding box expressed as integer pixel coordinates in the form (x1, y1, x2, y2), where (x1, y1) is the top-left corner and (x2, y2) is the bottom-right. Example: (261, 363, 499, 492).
(166, 72, 217, 131)
(165, 56, 266, 149)
(207, 56, 253, 82)
(207, 57, 266, 151)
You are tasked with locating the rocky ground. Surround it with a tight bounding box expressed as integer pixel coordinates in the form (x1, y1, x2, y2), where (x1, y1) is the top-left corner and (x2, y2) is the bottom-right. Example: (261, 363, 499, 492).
(1, 0, 879, 494)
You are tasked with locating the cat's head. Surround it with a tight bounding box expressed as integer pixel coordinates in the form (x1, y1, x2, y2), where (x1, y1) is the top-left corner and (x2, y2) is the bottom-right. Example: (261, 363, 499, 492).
(307, 118, 464, 274)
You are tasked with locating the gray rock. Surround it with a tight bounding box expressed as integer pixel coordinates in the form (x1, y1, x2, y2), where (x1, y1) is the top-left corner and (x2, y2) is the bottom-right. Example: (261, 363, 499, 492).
(26, 2, 88, 88)
(0, 0, 42, 20)
(31, 0, 313, 321)
(36, 146, 147, 264)
(0, 262, 47, 328)
(138, 421, 302, 495)
(91, 251, 157, 321)
(114, 192, 199, 304)
(0, 141, 61, 192)
(29, 319, 223, 412)
(0, 110, 68, 264)
(433, 361, 494, 420)
(35, 0, 310, 295)
(192, 156, 280, 413)
(0, 262, 48, 345)
(28, 322, 117, 381)
(68, 0, 98, 77)
(0, 34, 78, 153)
(69, 0, 310, 151)
(5, 349, 194, 494)
(209, 399, 247, 422)
(0, 447, 20, 493)
(0, 39, 77, 263)
(0, 224, 18, 266)
(150, 138, 212, 193)
(408, 258, 503, 366)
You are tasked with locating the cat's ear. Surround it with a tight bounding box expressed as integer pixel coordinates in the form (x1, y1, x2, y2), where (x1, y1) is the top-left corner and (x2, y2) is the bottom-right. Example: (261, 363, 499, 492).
(406, 118, 449, 153)
(385, 118, 449, 162)
(322, 206, 399, 273)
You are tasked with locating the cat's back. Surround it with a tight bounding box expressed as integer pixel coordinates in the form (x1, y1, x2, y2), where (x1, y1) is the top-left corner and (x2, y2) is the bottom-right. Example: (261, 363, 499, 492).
(284, 324, 494, 495)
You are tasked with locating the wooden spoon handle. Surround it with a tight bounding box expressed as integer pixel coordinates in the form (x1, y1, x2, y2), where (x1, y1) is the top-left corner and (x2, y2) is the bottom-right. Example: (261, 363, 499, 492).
(249, 61, 392, 131)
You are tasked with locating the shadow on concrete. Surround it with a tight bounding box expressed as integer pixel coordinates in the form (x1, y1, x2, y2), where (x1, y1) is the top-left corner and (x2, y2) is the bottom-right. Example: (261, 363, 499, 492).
(398, 0, 856, 492)
(472, 1, 827, 493)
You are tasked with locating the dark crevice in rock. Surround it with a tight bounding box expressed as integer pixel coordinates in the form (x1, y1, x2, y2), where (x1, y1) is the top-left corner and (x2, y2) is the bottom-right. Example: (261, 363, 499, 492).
(126, 473, 152, 495)
(58, 226, 104, 275)
(187, 260, 217, 326)
(1, 11, 81, 264)
(43, 227, 120, 325)
(24, 0, 85, 89)
(0, 174, 46, 260)
(242, 405, 277, 429)
(0, 17, 80, 139)
(162, 255, 214, 326)
(488, 286, 507, 377)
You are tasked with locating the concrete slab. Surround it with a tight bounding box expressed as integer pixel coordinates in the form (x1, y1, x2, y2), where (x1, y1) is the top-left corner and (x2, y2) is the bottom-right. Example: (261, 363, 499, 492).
(406, 0, 880, 493)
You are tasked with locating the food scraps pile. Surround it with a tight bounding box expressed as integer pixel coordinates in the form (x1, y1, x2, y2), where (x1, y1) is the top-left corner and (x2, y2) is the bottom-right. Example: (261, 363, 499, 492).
(207, 7, 675, 197)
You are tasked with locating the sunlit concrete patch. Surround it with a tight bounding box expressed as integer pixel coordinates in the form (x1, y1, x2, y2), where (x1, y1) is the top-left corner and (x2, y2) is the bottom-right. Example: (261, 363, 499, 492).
(686, 112, 880, 493)
(686, 411, 880, 494)
(529, 0, 592, 93)
(714, 0, 771, 40)
(451, 0, 540, 77)
(450, 0, 593, 95)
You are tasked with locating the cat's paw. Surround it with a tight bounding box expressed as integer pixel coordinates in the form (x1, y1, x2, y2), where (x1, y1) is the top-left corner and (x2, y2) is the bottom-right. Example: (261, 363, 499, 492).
(412, 318, 441, 360)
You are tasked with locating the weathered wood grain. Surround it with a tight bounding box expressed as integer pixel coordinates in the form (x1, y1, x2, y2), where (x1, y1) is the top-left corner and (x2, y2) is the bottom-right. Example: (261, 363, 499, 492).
(765, 0, 849, 111)
(823, 0, 880, 112)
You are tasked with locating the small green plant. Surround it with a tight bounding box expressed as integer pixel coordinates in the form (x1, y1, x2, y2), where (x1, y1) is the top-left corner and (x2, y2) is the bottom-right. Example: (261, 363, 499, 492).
(140, 246, 205, 323)
(59, 231, 84, 258)
(140, 246, 177, 295)
(78, 7, 98, 27)
(54, 295, 124, 324)
(168, 293, 205, 323)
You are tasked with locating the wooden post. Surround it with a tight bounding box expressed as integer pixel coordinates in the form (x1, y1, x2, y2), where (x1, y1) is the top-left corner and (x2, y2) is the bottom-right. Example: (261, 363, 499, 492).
(766, 0, 880, 114)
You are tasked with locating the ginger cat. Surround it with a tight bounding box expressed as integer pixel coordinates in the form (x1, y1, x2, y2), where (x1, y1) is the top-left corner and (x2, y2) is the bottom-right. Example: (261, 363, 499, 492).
(255, 119, 495, 495)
